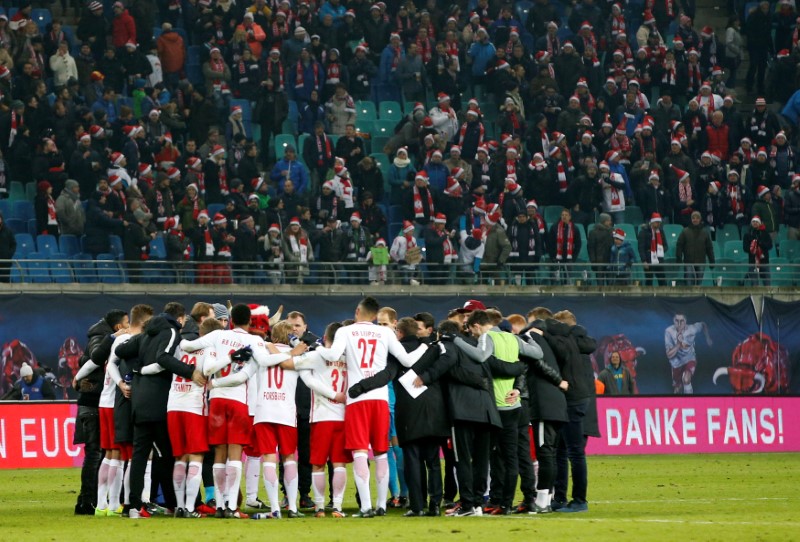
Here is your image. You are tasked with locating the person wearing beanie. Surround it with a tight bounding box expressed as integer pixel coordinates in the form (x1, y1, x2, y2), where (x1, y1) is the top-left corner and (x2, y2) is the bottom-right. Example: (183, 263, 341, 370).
(1, 361, 55, 400)
(637, 213, 669, 286)
(482, 210, 512, 285)
(751, 185, 779, 240)
(743, 214, 773, 285)
(608, 227, 636, 285)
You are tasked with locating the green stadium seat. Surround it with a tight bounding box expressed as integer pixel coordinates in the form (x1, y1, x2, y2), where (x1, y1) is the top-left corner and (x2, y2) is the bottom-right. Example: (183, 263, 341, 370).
(274, 134, 297, 156)
(355, 100, 377, 120)
(379, 101, 402, 121)
(723, 240, 747, 262)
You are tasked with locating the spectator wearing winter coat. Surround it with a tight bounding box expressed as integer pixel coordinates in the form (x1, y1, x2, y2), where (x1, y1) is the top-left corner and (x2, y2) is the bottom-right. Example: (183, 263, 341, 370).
(482, 212, 512, 282)
(49, 42, 78, 87)
(56, 180, 86, 236)
(608, 228, 636, 285)
(588, 213, 613, 285)
(784, 175, 800, 240)
(675, 212, 716, 286)
(638, 213, 669, 286)
(111, 2, 137, 51)
(325, 85, 356, 135)
(597, 351, 635, 395)
(156, 23, 185, 88)
(743, 214, 773, 285)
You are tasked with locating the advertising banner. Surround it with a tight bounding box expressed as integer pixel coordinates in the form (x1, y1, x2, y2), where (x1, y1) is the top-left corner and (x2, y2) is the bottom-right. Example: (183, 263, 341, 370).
(0, 402, 82, 469)
(0, 294, 798, 397)
(586, 396, 798, 455)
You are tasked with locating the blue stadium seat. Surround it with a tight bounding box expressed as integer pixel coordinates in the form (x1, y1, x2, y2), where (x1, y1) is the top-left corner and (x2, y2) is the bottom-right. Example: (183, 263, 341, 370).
(8, 181, 24, 201)
(7, 218, 25, 234)
(36, 234, 59, 256)
(188, 45, 206, 65)
(95, 259, 126, 284)
(48, 259, 73, 283)
(275, 134, 297, 156)
(27, 219, 37, 236)
(23, 253, 51, 283)
(0, 199, 9, 217)
(149, 237, 167, 259)
(31, 9, 52, 33)
(25, 182, 36, 201)
(58, 234, 80, 256)
(782, 239, 800, 261)
(297, 133, 310, 165)
(206, 203, 225, 217)
(13, 233, 35, 257)
(108, 234, 124, 260)
(373, 120, 394, 139)
(370, 152, 389, 179)
(719, 223, 740, 245)
(12, 200, 33, 221)
(515, 0, 533, 26)
(724, 240, 747, 262)
(230, 99, 252, 121)
(186, 64, 203, 86)
(71, 254, 97, 283)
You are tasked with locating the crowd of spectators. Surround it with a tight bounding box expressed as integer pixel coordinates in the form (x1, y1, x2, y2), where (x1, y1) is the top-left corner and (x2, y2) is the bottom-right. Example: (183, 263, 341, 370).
(0, 0, 799, 286)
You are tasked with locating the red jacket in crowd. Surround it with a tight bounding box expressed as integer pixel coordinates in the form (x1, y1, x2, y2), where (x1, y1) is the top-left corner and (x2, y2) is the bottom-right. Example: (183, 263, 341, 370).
(706, 123, 730, 161)
(112, 9, 137, 48)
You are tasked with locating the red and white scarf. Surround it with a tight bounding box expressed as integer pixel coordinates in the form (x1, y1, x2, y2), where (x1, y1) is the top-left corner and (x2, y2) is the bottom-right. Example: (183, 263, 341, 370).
(210, 56, 226, 89)
(534, 213, 546, 235)
(289, 234, 309, 263)
(295, 60, 319, 89)
(391, 45, 402, 72)
(750, 230, 764, 265)
(218, 165, 229, 196)
(678, 181, 694, 212)
(556, 161, 568, 192)
(445, 39, 460, 71)
(171, 230, 191, 260)
(540, 129, 550, 154)
(315, 134, 332, 166)
(325, 61, 341, 85)
(266, 59, 284, 90)
(611, 15, 626, 39)
(562, 146, 575, 171)
(506, 159, 518, 179)
(687, 62, 701, 93)
(412, 185, 434, 219)
(8, 110, 20, 146)
(416, 36, 433, 63)
(458, 121, 485, 147)
(697, 94, 716, 117)
(661, 61, 676, 85)
(47, 195, 57, 226)
(727, 183, 744, 215)
(650, 228, 665, 262)
(114, 189, 127, 211)
(646, 0, 674, 18)
(545, 34, 560, 56)
(555, 221, 574, 260)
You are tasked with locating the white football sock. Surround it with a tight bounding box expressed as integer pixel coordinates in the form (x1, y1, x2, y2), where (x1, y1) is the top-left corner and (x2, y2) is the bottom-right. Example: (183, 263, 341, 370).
(96, 458, 111, 510)
(262, 462, 280, 513)
(284, 460, 298, 512)
(245, 455, 261, 503)
(173, 461, 187, 509)
(311, 471, 326, 510)
(142, 459, 152, 503)
(352, 452, 371, 512)
(213, 463, 227, 509)
(684, 383, 693, 394)
(374, 453, 389, 511)
(535, 490, 549, 508)
(185, 462, 203, 513)
(332, 467, 347, 511)
(108, 459, 123, 511)
(225, 460, 243, 510)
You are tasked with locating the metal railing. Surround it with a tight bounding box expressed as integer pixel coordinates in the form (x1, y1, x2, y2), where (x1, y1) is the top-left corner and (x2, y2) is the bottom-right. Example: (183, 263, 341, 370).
(2, 259, 799, 288)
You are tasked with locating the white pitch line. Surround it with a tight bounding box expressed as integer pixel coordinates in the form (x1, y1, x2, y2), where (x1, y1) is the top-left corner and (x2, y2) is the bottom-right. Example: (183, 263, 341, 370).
(592, 497, 789, 504)
(558, 518, 797, 527)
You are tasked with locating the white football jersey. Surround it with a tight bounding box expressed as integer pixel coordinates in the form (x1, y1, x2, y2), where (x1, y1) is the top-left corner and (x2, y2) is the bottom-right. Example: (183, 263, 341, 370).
(294, 350, 346, 423)
(99, 333, 131, 408)
(180, 328, 288, 405)
(167, 347, 208, 415)
(315, 322, 427, 405)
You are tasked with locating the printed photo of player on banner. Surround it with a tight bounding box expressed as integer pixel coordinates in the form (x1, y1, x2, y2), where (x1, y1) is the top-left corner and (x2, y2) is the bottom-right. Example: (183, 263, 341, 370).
(0, 294, 798, 397)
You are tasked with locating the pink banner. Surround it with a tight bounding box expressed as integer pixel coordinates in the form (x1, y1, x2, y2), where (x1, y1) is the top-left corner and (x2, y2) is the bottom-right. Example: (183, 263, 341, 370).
(588, 396, 799, 455)
(0, 402, 83, 469)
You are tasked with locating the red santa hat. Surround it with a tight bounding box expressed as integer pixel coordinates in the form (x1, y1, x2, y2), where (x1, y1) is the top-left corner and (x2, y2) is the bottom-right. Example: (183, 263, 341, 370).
(485, 212, 501, 226)
(756, 185, 770, 198)
(167, 167, 181, 180)
(210, 145, 225, 158)
(445, 176, 462, 196)
(197, 210, 209, 221)
(350, 211, 362, 223)
(649, 170, 660, 181)
(599, 161, 610, 171)
(90, 125, 104, 138)
(526, 199, 538, 209)
(643, 10, 656, 24)
(650, 213, 663, 223)
(111, 152, 125, 166)
(415, 171, 430, 183)
(431, 149, 443, 159)
(78, 132, 91, 142)
(700, 81, 712, 91)
(757, 147, 768, 158)
(138, 163, 152, 176)
(751, 215, 762, 225)
(402, 220, 415, 234)
(252, 177, 265, 191)
(109, 175, 123, 187)
(468, 98, 479, 108)
(701, 25, 714, 37)
(709, 181, 722, 194)
(580, 21, 592, 30)
(606, 150, 620, 163)
(466, 109, 479, 118)
(437, 92, 451, 104)
(322, 180, 335, 190)
(451, 166, 465, 179)
(671, 165, 690, 182)
(164, 216, 180, 231)
(213, 213, 227, 225)
(187, 156, 202, 170)
(581, 131, 594, 140)
(476, 145, 489, 155)
(375, 238, 387, 247)
(615, 120, 627, 135)
(289, 217, 301, 227)
(449, 145, 461, 155)
(612, 228, 626, 241)
(602, 114, 613, 128)
(433, 212, 447, 224)
(755, 97, 767, 106)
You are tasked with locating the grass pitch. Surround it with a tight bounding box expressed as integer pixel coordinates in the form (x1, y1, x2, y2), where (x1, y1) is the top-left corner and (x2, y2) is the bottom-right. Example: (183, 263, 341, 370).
(1, 454, 797, 541)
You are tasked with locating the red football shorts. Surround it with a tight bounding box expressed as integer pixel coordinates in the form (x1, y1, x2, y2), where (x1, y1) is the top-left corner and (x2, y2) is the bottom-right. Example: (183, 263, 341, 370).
(99, 407, 119, 450)
(345, 400, 390, 454)
(671, 360, 697, 388)
(168, 410, 209, 457)
(243, 416, 261, 458)
(310, 421, 350, 465)
(253, 422, 298, 457)
(208, 398, 251, 446)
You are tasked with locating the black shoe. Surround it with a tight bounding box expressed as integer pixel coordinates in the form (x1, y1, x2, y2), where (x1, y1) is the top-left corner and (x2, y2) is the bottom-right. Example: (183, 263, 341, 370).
(403, 510, 424, 517)
(427, 505, 440, 517)
(287, 510, 305, 518)
(374, 507, 386, 516)
(550, 500, 567, 511)
(174, 507, 185, 518)
(325, 499, 334, 510)
(514, 501, 534, 514)
(214, 507, 225, 518)
(397, 496, 408, 508)
(206, 499, 217, 509)
(299, 495, 315, 509)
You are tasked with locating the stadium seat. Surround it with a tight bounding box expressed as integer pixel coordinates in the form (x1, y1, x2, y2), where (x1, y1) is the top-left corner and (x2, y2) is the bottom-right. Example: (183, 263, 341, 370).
(780, 239, 800, 261)
(719, 223, 740, 244)
(297, 133, 310, 165)
(27, 219, 37, 236)
(13, 233, 35, 258)
(95, 259, 125, 284)
(7, 218, 25, 234)
(770, 258, 794, 287)
(206, 203, 225, 218)
(58, 234, 80, 257)
(370, 152, 390, 179)
(626, 205, 644, 226)
(36, 234, 59, 256)
(663, 224, 682, 257)
(543, 206, 564, 225)
(275, 134, 297, 156)
(515, 0, 533, 25)
(0, 199, 9, 216)
(71, 254, 97, 283)
(403, 100, 416, 115)
(355, 100, 377, 120)
(188, 45, 206, 65)
(25, 182, 36, 201)
(31, 9, 52, 32)
(48, 259, 73, 283)
(379, 101, 402, 122)
(108, 235, 124, 260)
(723, 240, 747, 262)
(388, 205, 403, 225)
(13, 200, 34, 222)
(149, 237, 167, 260)
(9, 181, 24, 202)
(616, 223, 638, 244)
(23, 253, 50, 283)
(373, 120, 394, 139)
(355, 119, 374, 136)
